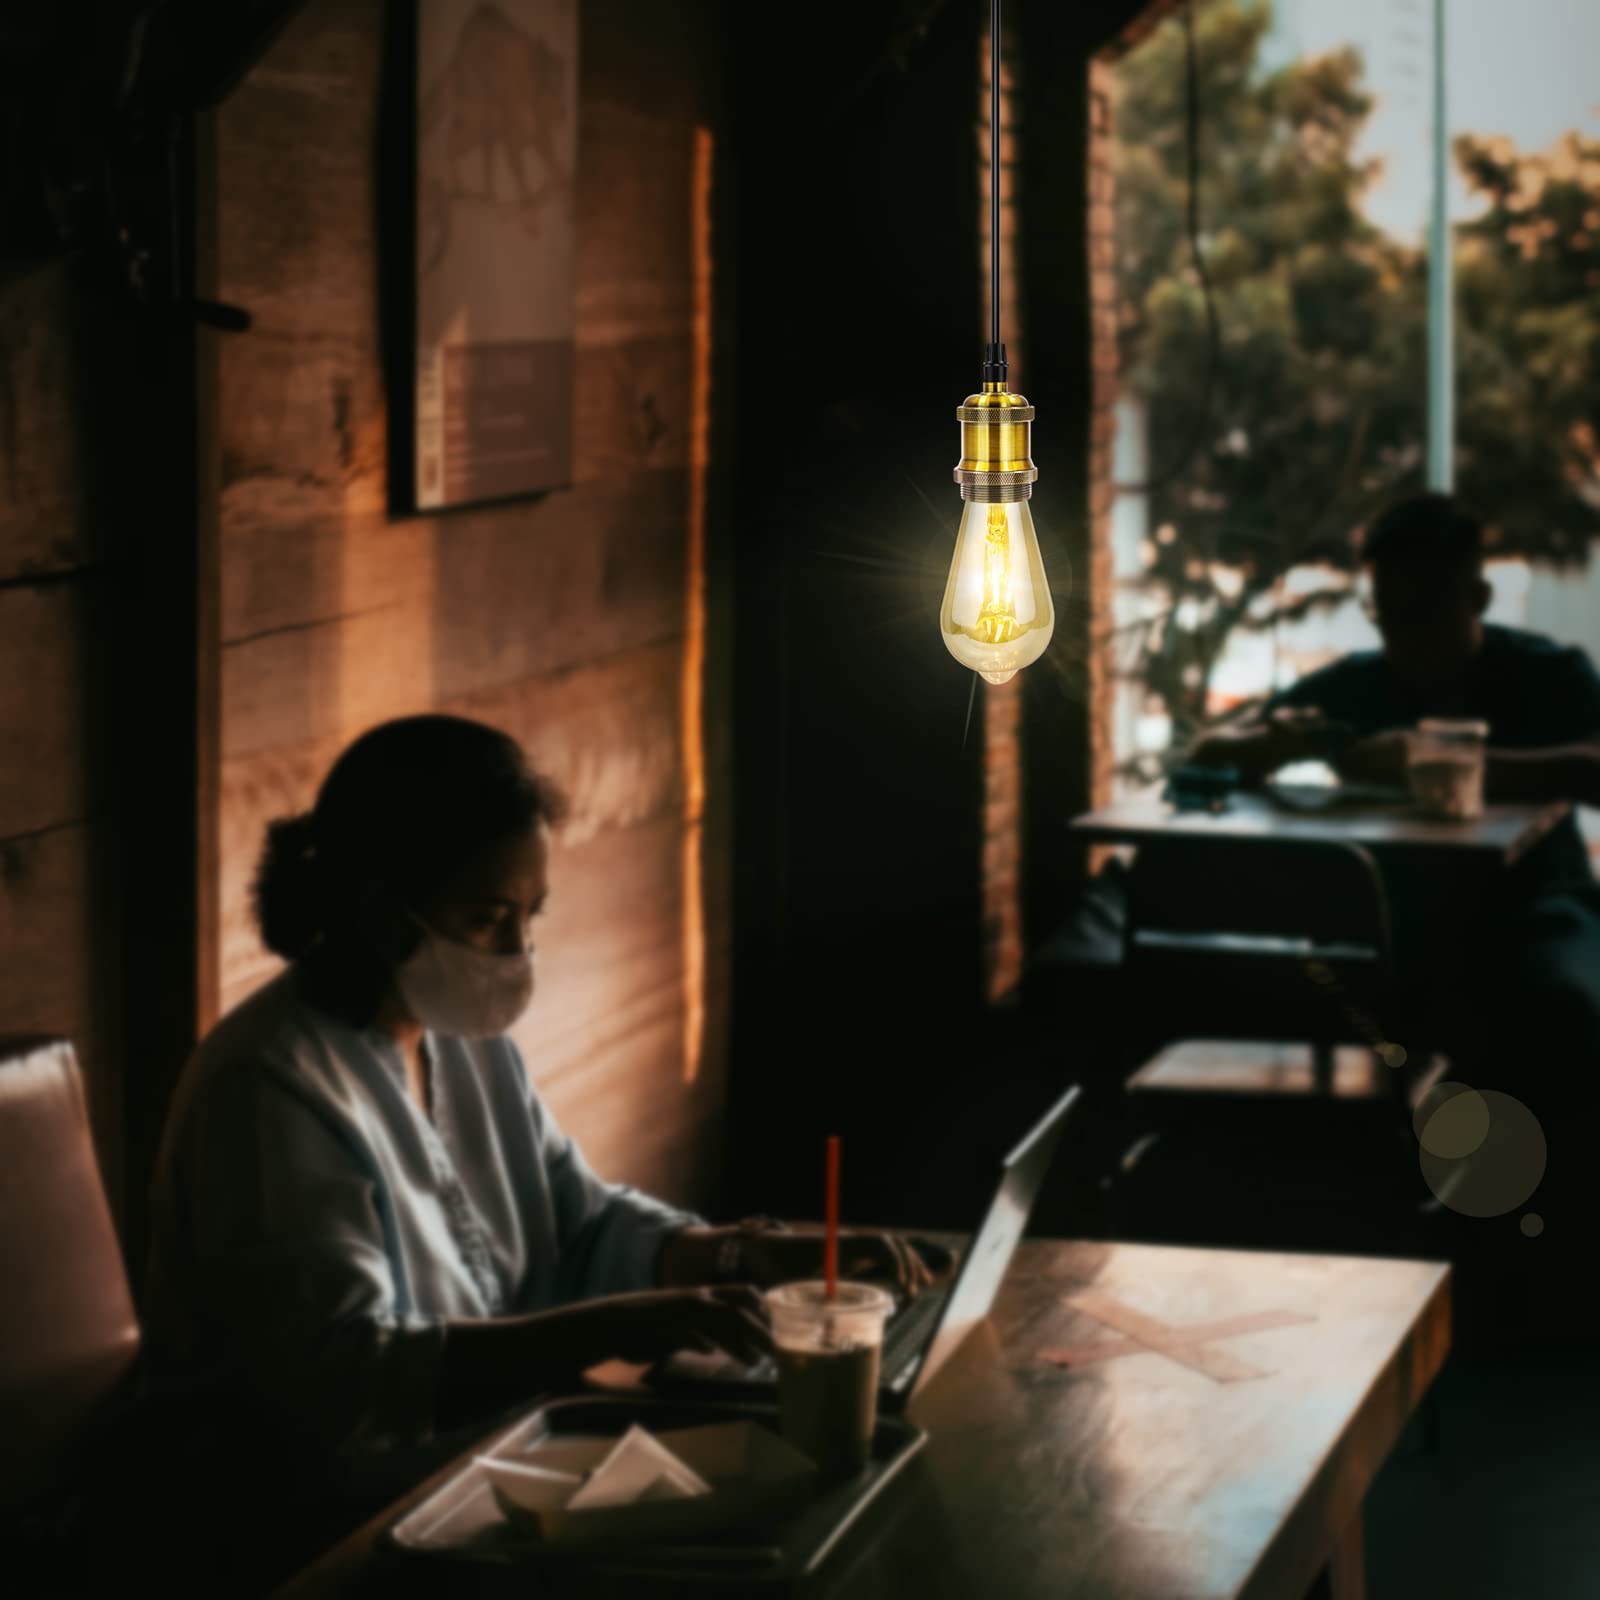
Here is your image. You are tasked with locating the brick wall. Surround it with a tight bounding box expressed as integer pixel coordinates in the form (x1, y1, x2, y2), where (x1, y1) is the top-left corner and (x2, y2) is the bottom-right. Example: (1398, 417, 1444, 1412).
(980, 22, 1025, 1000)
(1086, 54, 1120, 812)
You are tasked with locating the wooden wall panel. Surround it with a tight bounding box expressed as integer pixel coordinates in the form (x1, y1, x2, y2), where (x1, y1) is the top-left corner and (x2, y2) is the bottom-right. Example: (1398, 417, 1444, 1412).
(219, 471, 687, 757)
(576, 104, 694, 344)
(214, 0, 732, 1210)
(426, 472, 689, 702)
(219, 337, 386, 521)
(575, 336, 694, 484)
(451, 643, 687, 844)
(220, 508, 424, 649)
(519, 815, 685, 1082)
(221, 590, 435, 760)
(0, 263, 101, 582)
(0, 584, 99, 839)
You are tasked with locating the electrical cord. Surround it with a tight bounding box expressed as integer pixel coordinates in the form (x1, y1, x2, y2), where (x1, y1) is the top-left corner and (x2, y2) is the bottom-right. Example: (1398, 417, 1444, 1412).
(983, 0, 1007, 383)
(992, 0, 1001, 351)
(1116, 1, 1222, 494)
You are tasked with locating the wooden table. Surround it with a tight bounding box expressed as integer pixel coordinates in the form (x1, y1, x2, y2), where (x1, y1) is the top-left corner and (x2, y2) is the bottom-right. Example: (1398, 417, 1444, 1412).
(1071, 787, 1570, 866)
(279, 1239, 1450, 1600)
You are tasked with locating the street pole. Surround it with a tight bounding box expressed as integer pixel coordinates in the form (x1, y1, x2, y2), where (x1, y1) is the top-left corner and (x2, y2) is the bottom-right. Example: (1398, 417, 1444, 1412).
(1427, 0, 1453, 491)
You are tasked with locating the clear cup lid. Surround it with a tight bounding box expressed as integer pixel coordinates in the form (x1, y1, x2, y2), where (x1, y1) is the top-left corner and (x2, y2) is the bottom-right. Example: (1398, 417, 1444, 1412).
(764, 1280, 895, 1317)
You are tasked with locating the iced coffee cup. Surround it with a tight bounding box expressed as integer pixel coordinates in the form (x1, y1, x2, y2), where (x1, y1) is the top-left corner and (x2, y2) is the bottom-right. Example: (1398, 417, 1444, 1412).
(765, 1280, 894, 1481)
(1408, 717, 1489, 820)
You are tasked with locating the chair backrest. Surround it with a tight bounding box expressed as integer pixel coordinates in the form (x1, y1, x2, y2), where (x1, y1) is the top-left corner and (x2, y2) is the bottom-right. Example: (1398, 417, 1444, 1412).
(1125, 836, 1393, 969)
(0, 1038, 141, 1516)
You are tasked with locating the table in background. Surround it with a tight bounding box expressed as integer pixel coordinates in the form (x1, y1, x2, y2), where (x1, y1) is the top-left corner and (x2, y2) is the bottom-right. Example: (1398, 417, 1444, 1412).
(1070, 788, 1569, 866)
(280, 1239, 1450, 1600)
(1073, 788, 1572, 1018)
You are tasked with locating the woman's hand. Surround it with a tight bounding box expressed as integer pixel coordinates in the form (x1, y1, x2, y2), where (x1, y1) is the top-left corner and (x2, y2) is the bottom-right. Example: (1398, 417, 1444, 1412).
(749, 1227, 940, 1298)
(586, 1286, 774, 1367)
(662, 1223, 945, 1298)
(436, 1287, 773, 1430)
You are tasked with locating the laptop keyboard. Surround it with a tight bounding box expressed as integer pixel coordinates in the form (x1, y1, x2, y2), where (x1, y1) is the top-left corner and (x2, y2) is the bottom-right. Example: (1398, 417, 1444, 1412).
(881, 1283, 949, 1381)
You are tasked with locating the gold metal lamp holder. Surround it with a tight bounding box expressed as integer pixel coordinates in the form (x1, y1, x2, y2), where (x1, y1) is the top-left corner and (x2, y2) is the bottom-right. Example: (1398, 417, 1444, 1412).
(953, 384, 1037, 503)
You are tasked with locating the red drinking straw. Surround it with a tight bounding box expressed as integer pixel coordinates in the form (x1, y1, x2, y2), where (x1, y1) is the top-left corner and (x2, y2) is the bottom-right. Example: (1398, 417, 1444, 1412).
(824, 1134, 840, 1301)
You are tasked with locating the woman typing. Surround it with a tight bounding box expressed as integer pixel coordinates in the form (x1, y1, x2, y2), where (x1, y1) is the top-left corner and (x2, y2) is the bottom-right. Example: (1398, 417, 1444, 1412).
(145, 714, 927, 1572)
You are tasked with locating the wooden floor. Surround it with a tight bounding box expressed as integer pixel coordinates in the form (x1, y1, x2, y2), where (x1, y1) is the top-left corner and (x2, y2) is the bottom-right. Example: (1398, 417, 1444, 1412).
(1365, 1340, 1600, 1598)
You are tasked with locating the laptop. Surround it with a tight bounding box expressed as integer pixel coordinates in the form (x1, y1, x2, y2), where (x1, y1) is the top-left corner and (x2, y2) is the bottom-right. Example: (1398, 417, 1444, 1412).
(649, 1084, 1080, 1412)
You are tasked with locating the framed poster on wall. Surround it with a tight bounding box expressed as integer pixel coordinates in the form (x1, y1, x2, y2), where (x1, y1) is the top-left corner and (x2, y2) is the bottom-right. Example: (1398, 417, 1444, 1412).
(407, 0, 578, 511)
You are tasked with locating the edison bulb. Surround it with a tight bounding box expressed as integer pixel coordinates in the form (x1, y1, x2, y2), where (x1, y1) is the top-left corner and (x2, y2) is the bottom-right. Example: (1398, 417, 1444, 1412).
(939, 498, 1053, 684)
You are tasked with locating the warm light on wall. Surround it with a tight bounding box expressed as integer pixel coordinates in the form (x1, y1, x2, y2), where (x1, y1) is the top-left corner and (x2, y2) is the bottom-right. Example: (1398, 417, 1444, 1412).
(680, 125, 713, 1085)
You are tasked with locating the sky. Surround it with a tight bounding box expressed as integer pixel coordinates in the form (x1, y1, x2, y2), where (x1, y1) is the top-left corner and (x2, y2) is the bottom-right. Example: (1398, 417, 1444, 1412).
(1261, 0, 1600, 239)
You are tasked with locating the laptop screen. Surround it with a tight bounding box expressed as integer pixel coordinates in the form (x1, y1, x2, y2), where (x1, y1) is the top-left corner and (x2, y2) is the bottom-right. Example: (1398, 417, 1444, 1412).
(901, 1084, 1079, 1401)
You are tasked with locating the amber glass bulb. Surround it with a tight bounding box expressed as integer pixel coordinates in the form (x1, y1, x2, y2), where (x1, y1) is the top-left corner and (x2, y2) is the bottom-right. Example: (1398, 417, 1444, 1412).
(939, 498, 1053, 683)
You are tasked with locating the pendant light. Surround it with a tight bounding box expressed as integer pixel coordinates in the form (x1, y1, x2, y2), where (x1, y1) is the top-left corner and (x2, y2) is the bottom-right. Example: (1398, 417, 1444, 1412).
(940, 0, 1054, 685)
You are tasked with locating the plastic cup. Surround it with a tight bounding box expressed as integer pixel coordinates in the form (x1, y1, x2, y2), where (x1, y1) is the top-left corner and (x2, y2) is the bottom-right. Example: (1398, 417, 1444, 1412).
(764, 1280, 894, 1480)
(1408, 718, 1489, 820)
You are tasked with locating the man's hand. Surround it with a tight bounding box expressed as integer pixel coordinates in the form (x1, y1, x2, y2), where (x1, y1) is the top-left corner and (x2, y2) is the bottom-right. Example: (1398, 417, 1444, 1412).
(1336, 729, 1413, 788)
(1188, 705, 1349, 782)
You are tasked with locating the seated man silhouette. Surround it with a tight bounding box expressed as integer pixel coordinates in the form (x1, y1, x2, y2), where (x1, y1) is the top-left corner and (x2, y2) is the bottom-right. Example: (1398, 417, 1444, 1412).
(1190, 493, 1600, 1273)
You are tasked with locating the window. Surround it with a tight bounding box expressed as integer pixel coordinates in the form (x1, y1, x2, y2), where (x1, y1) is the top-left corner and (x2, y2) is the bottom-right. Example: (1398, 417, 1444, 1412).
(1102, 0, 1600, 850)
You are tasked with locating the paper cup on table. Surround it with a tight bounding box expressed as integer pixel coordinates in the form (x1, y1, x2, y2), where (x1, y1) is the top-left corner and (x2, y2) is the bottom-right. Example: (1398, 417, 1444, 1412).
(765, 1280, 894, 1481)
(1407, 718, 1489, 820)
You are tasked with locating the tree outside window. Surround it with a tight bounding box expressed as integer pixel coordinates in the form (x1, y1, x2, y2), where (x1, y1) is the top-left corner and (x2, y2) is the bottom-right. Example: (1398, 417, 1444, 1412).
(1107, 0, 1600, 790)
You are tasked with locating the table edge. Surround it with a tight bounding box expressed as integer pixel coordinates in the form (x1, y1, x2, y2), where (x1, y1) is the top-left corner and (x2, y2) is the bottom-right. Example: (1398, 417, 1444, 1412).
(1234, 1259, 1452, 1600)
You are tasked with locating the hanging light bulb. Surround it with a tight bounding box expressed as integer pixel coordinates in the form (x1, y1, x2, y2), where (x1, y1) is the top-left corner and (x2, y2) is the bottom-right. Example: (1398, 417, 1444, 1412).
(943, 398, 1053, 683)
(941, 0, 1053, 685)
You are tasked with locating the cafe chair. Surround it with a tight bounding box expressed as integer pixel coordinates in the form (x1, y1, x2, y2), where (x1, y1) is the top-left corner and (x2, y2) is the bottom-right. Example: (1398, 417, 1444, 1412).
(0, 1036, 145, 1590)
(1104, 837, 1446, 1249)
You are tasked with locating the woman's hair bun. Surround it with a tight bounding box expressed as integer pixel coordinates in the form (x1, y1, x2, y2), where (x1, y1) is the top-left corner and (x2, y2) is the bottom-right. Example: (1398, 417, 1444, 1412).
(252, 811, 326, 960)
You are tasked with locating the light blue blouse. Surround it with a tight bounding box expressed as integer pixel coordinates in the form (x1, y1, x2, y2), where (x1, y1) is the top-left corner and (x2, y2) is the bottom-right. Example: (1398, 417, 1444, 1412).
(144, 966, 700, 1474)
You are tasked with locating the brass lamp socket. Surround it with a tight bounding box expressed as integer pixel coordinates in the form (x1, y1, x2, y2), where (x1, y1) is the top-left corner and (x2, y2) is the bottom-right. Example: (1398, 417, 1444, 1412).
(952, 384, 1038, 503)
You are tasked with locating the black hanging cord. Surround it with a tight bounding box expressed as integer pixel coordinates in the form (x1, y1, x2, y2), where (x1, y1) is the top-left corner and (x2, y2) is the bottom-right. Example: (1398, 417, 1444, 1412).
(982, 0, 1007, 383)
(990, 0, 1000, 348)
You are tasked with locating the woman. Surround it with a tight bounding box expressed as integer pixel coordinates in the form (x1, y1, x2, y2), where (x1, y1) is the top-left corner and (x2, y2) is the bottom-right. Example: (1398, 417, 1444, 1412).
(145, 715, 928, 1564)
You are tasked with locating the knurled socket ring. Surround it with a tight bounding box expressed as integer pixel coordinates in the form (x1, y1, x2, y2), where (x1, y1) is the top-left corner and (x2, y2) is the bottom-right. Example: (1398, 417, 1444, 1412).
(953, 466, 1038, 486)
(955, 471, 1035, 502)
(955, 404, 1036, 424)
(961, 485, 1032, 502)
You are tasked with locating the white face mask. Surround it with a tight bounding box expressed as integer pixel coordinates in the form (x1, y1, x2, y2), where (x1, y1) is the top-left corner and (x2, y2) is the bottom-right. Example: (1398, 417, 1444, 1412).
(392, 914, 535, 1038)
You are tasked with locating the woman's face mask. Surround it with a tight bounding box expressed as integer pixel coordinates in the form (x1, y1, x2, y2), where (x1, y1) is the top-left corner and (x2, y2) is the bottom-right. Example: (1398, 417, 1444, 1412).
(392, 912, 535, 1038)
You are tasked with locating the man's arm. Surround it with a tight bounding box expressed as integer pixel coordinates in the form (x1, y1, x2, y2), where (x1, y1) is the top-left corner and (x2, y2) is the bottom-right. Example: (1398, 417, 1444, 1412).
(1486, 742, 1600, 807)
(1186, 717, 1276, 774)
(1187, 705, 1346, 784)
(1489, 645, 1600, 805)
